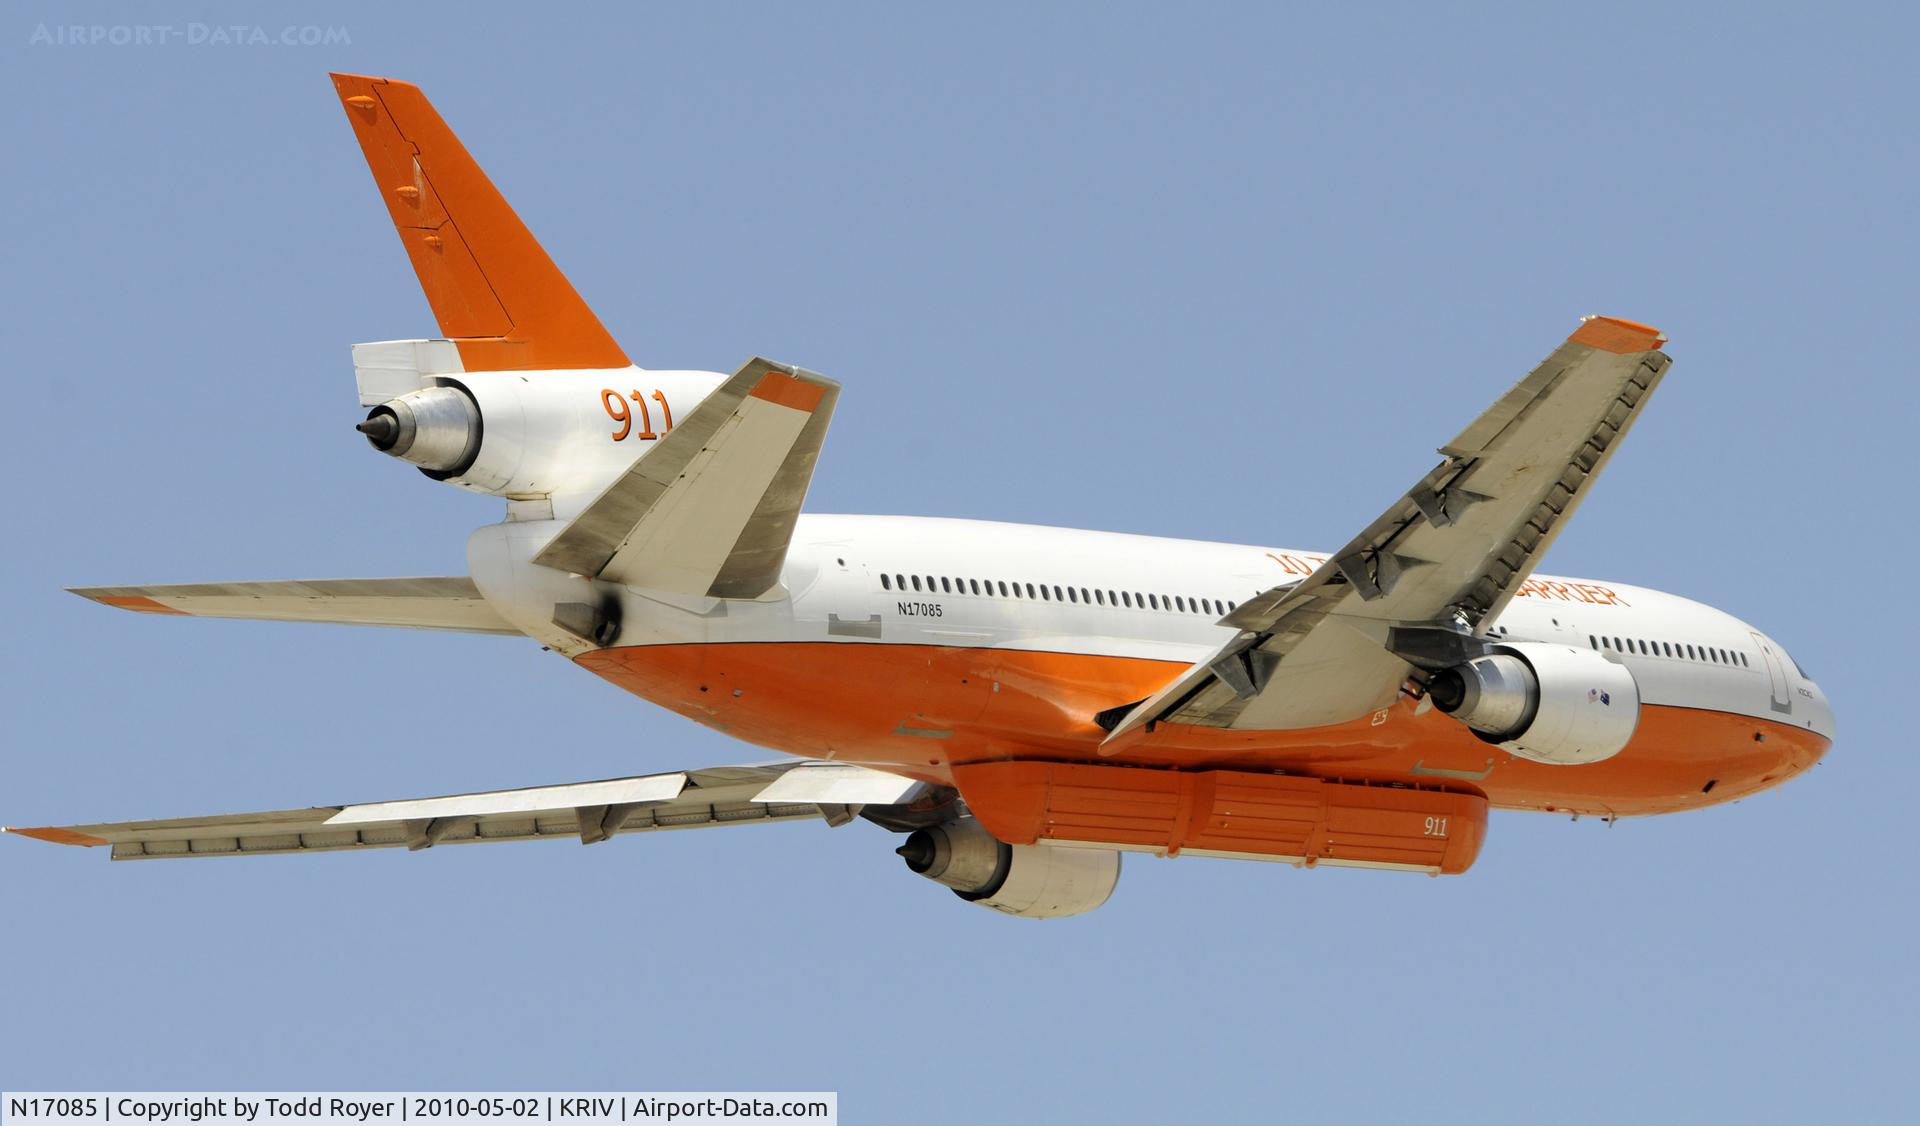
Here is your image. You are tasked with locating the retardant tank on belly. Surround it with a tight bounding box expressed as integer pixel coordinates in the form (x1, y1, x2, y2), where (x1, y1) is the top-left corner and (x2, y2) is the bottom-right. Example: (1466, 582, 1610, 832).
(953, 762, 1489, 875)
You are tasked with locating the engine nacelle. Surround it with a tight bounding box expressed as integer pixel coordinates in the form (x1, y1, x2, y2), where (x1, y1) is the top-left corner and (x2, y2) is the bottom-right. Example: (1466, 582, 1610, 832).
(897, 818, 1119, 919)
(358, 369, 726, 504)
(1428, 641, 1639, 765)
(358, 385, 483, 477)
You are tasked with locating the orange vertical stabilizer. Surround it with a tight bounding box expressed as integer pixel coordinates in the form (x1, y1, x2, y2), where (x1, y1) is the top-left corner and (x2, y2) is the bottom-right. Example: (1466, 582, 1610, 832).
(329, 72, 630, 372)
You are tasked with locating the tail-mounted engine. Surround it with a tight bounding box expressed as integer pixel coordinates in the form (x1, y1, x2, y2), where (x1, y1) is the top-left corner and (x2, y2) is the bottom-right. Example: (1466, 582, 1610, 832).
(357, 385, 483, 479)
(1427, 642, 1639, 765)
(352, 355, 725, 503)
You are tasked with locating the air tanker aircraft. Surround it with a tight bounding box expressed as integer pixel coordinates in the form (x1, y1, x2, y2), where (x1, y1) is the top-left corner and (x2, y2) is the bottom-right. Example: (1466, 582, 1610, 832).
(5, 74, 1835, 918)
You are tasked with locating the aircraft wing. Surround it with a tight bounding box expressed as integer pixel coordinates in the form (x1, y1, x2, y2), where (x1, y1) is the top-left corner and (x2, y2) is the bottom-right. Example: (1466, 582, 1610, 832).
(533, 356, 838, 599)
(69, 577, 519, 635)
(1106, 316, 1672, 742)
(4, 761, 926, 861)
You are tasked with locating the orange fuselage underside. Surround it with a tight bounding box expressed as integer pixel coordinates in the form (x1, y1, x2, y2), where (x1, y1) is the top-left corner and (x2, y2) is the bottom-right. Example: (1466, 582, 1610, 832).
(578, 642, 1826, 817)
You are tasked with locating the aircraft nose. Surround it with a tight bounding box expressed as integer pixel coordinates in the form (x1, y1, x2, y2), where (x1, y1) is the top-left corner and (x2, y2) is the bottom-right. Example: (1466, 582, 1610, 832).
(1801, 677, 1837, 744)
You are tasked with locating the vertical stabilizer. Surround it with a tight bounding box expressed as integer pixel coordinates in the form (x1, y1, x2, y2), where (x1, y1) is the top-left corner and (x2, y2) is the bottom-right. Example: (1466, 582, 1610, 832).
(329, 73, 630, 372)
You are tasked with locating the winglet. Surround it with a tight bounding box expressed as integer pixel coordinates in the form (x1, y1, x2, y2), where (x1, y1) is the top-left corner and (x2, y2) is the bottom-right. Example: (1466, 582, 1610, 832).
(328, 73, 630, 372)
(1570, 315, 1668, 354)
(4, 826, 108, 847)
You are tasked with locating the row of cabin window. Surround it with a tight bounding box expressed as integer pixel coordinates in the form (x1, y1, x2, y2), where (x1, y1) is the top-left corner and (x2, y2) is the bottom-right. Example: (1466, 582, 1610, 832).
(1591, 634, 1749, 668)
(880, 572, 1237, 616)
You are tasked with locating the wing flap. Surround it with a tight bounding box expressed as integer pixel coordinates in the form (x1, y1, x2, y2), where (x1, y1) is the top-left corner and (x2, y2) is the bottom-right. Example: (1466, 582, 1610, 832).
(69, 577, 518, 635)
(5, 762, 926, 860)
(750, 763, 927, 804)
(326, 774, 688, 824)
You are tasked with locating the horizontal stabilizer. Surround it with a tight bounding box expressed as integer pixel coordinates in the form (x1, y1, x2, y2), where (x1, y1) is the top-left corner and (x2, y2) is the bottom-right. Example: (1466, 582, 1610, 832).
(534, 357, 839, 598)
(70, 576, 518, 635)
(4, 761, 924, 860)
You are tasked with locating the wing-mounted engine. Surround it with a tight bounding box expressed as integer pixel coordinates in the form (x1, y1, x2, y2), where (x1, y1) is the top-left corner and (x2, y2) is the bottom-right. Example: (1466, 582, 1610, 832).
(1427, 641, 1639, 765)
(897, 818, 1120, 919)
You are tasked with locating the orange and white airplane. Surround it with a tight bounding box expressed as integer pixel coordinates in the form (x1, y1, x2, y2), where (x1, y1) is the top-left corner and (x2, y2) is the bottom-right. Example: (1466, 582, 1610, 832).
(5, 74, 1835, 918)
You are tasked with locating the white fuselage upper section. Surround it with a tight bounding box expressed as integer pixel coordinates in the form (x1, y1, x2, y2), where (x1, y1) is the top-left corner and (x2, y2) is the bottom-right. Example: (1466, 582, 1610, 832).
(430, 363, 1831, 745)
(470, 511, 1835, 742)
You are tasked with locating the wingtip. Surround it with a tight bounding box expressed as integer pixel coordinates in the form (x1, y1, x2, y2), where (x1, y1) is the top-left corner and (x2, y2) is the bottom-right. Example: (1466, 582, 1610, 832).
(3, 826, 107, 847)
(1571, 315, 1669, 354)
(69, 592, 189, 616)
(747, 369, 832, 413)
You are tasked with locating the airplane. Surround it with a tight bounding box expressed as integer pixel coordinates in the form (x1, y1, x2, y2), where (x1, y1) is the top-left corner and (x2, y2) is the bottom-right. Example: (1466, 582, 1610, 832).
(3, 73, 1835, 918)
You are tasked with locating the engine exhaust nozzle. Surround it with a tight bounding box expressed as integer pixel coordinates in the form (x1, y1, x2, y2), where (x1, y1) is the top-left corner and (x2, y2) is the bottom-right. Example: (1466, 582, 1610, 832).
(355, 414, 400, 448)
(358, 385, 481, 476)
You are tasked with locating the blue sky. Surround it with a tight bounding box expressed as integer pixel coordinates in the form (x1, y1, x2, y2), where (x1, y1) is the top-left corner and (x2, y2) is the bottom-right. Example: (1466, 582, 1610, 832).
(2, 3, 1912, 1121)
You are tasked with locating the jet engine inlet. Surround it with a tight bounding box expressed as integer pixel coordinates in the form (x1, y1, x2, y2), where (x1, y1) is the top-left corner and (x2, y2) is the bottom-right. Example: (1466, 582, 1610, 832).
(1430, 643, 1641, 765)
(899, 817, 1121, 919)
(358, 385, 482, 477)
(1429, 653, 1539, 741)
(898, 818, 1010, 896)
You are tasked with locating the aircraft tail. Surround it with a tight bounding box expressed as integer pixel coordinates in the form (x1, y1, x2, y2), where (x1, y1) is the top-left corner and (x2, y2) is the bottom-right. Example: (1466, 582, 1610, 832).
(329, 72, 629, 372)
